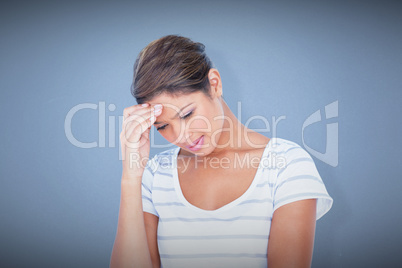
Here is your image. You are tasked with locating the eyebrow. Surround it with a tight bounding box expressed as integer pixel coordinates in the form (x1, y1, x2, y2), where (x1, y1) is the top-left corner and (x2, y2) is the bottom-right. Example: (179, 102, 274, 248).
(154, 102, 194, 125)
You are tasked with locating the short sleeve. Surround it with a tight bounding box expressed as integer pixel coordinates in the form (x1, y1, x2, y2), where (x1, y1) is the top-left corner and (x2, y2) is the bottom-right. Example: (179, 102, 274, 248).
(273, 142, 333, 220)
(141, 156, 159, 217)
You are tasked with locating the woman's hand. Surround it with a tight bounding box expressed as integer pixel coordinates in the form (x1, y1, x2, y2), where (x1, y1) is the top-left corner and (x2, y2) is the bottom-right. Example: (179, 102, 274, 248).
(120, 103, 163, 181)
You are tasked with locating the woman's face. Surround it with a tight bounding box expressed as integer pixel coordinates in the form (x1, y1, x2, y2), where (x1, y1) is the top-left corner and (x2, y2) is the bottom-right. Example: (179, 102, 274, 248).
(148, 89, 224, 156)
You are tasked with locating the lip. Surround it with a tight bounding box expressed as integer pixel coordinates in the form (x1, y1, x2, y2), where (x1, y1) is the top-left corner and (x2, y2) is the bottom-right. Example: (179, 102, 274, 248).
(186, 135, 204, 151)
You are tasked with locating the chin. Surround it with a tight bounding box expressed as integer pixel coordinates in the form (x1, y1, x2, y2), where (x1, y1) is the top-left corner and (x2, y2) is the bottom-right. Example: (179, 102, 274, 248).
(190, 146, 215, 157)
(177, 134, 216, 156)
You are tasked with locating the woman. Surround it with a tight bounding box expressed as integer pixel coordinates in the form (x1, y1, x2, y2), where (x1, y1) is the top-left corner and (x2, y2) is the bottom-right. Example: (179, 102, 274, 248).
(110, 35, 333, 268)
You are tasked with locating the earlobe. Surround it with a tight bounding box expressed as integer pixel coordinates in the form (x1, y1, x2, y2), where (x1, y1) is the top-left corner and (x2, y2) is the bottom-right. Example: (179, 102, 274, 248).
(210, 77, 218, 88)
(208, 68, 220, 84)
(209, 78, 222, 98)
(208, 69, 222, 94)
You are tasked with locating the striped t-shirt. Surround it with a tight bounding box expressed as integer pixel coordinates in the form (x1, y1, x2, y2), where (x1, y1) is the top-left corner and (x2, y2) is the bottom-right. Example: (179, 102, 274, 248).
(141, 137, 333, 268)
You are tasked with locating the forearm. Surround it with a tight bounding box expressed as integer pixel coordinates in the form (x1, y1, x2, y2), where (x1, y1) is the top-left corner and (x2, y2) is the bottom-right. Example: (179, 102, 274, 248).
(110, 178, 153, 268)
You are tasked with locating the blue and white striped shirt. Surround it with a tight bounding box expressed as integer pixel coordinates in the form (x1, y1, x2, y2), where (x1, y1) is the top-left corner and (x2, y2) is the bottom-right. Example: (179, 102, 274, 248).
(141, 137, 333, 268)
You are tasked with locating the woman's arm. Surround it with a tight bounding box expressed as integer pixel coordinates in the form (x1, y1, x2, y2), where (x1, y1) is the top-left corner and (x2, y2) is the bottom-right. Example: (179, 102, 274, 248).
(144, 211, 161, 268)
(110, 178, 155, 268)
(267, 199, 317, 268)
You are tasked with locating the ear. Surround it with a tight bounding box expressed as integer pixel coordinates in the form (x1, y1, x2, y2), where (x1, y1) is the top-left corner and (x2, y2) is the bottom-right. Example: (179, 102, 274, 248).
(208, 68, 223, 98)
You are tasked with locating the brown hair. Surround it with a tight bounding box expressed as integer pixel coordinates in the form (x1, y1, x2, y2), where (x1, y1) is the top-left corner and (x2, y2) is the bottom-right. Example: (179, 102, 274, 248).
(131, 34, 215, 104)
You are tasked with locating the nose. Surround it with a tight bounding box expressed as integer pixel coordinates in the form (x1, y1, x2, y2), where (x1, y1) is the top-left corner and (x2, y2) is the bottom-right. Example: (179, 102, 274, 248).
(174, 122, 192, 146)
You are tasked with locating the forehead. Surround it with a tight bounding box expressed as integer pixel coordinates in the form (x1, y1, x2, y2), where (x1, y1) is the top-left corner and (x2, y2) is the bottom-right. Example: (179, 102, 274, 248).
(149, 91, 207, 125)
(148, 91, 205, 107)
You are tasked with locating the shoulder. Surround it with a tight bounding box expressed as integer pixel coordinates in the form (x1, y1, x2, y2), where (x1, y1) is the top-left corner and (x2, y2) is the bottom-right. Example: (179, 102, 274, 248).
(142, 146, 178, 188)
(267, 137, 319, 184)
(269, 137, 334, 220)
(269, 137, 312, 162)
(146, 146, 179, 173)
(269, 137, 303, 152)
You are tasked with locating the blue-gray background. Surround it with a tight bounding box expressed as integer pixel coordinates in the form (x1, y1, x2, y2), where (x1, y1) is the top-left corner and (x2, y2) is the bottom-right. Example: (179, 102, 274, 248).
(1, 0, 401, 267)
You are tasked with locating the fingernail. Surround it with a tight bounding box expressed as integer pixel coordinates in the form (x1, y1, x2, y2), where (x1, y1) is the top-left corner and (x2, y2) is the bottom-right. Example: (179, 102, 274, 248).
(141, 103, 148, 107)
(154, 104, 163, 110)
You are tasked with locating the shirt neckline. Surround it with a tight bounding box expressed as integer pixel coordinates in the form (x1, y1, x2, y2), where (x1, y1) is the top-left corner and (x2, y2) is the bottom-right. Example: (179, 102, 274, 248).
(173, 140, 272, 215)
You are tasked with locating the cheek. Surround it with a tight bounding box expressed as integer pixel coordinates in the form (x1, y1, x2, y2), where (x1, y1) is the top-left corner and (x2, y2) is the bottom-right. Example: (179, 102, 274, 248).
(159, 125, 186, 144)
(161, 131, 177, 143)
(187, 115, 211, 132)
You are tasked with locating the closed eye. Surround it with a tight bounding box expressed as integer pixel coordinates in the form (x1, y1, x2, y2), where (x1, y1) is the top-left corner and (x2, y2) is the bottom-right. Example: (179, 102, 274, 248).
(181, 110, 193, 119)
(156, 125, 167, 131)
(156, 110, 193, 131)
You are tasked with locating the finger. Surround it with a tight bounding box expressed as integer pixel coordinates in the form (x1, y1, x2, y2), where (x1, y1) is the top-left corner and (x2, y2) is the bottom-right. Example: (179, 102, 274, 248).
(123, 103, 150, 121)
(125, 109, 161, 143)
(123, 104, 164, 131)
(141, 126, 151, 142)
(122, 106, 154, 130)
(124, 112, 155, 143)
(120, 110, 160, 152)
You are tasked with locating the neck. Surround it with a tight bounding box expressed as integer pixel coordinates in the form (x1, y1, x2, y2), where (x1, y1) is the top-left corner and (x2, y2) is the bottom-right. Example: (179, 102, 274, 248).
(208, 99, 262, 157)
